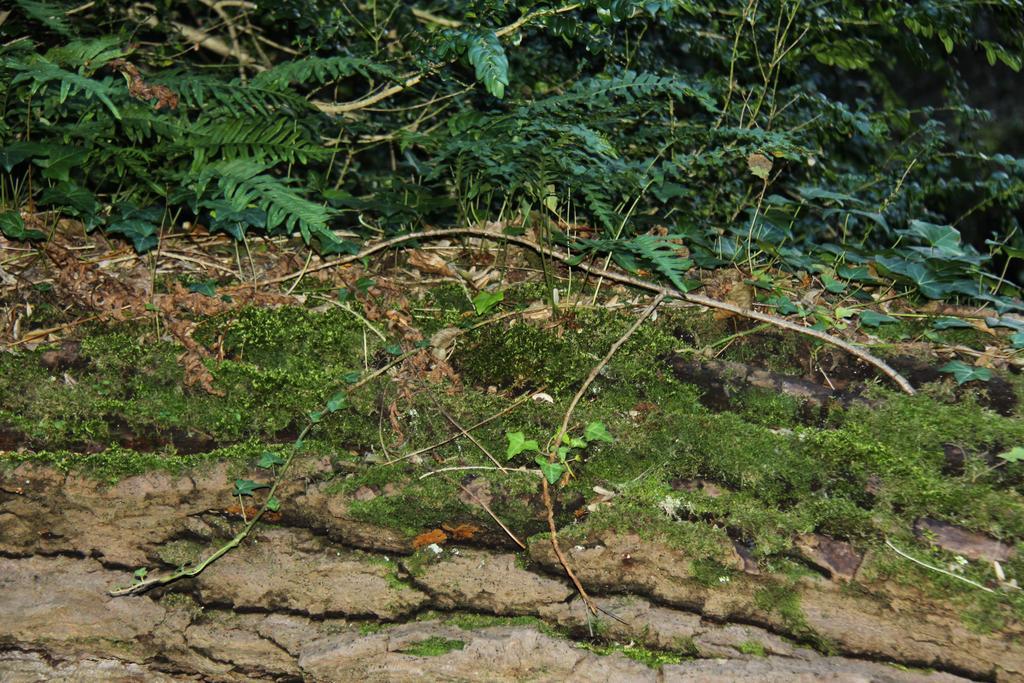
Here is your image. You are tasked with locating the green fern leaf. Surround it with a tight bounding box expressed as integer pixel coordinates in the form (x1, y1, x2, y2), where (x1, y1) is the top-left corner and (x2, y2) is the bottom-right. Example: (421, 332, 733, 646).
(14, 0, 72, 36)
(197, 160, 333, 244)
(7, 57, 120, 118)
(251, 56, 393, 89)
(467, 32, 509, 98)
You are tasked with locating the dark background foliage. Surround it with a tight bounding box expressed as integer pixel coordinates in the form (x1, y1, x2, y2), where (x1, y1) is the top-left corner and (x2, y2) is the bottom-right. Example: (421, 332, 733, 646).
(2, 0, 1023, 300)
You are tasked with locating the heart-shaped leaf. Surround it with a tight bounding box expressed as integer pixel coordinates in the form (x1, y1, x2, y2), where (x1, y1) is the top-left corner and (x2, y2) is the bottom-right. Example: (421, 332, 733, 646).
(932, 317, 972, 330)
(939, 360, 991, 385)
(257, 451, 285, 468)
(506, 431, 539, 459)
(535, 455, 566, 485)
(472, 290, 504, 316)
(859, 310, 898, 328)
(998, 447, 1024, 464)
(234, 479, 270, 497)
(187, 281, 217, 297)
(327, 390, 347, 412)
(584, 421, 614, 443)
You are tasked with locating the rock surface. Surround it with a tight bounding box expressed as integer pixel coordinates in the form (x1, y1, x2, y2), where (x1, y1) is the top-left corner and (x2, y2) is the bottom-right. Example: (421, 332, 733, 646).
(0, 464, 1018, 681)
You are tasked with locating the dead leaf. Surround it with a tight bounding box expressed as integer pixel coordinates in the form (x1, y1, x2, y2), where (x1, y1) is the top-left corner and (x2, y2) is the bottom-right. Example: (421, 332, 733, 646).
(747, 152, 773, 180)
(442, 522, 482, 541)
(407, 250, 455, 277)
(412, 528, 448, 549)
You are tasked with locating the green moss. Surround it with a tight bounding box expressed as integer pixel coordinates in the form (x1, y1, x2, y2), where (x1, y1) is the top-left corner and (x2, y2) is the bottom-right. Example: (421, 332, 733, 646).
(359, 621, 388, 636)
(157, 539, 206, 567)
(734, 388, 803, 428)
(398, 636, 465, 657)
(738, 640, 767, 657)
(674, 636, 699, 657)
(0, 439, 272, 483)
(455, 322, 590, 396)
(580, 642, 685, 668)
(159, 592, 204, 620)
(444, 613, 541, 630)
(4, 287, 1024, 634)
(754, 584, 820, 645)
(690, 558, 738, 587)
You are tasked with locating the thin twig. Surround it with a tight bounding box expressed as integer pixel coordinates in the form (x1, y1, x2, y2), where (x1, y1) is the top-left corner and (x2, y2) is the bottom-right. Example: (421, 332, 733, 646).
(450, 476, 526, 549)
(555, 293, 665, 443)
(542, 293, 666, 616)
(393, 389, 543, 464)
(884, 539, 997, 594)
(435, 402, 507, 473)
(542, 477, 596, 614)
(419, 465, 541, 479)
(312, 294, 388, 341)
(285, 249, 313, 295)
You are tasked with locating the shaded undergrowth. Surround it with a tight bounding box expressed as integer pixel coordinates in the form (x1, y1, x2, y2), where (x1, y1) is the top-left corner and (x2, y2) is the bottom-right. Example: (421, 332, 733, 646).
(2, 282, 1024, 633)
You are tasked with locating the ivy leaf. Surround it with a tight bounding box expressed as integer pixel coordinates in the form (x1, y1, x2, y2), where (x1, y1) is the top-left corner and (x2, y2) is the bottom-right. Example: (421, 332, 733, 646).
(266, 496, 281, 512)
(821, 274, 846, 294)
(257, 451, 285, 468)
(234, 479, 270, 496)
(932, 317, 972, 330)
(766, 294, 799, 315)
(834, 307, 857, 319)
(584, 421, 614, 443)
(535, 455, 566, 485)
(997, 447, 1024, 464)
(308, 410, 324, 423)
(342, 371, 362, 384)
(1011, 331, 1024, 349)
(187, 281, 217, 297)
(472, 290, 504, 316)
(905, 220, 964, 256)
(859, 310, 898, 328)
(326, 390, 347, 412)
(34, 146, 86, 182)
(939, 360, 991, 385)
(133, 567, 148, 582)
(836, 265, 875, 282)
(467, 31, 509, 99)
(874, 257, 949, 299)
(561, 433, 587, 449)
(106, 206, 163, 253)
(0, 210, 45, 241)
(506, 431, 539, 459)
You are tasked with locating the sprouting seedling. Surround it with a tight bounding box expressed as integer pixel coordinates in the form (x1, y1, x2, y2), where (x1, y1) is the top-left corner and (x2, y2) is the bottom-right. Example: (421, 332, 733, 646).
(506, 421, 613, 485)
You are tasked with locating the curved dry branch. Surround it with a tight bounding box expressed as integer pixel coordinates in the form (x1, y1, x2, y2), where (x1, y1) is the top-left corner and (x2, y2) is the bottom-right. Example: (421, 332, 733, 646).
(252, 227, 916, 395)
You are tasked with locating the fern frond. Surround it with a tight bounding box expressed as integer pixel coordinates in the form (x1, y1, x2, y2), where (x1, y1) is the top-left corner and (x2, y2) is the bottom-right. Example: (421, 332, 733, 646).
(168, 74, 308, 115)
(14, 0, 72, 36)
(197, 160, 333, 243)
(526, 71, 717, 115)
(5, 57, 120, 118)
(251, 56, 394, 89)
(45, 37, 125, 71)
(182, 117, 329, 166)
(573, 233, 695, 292)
